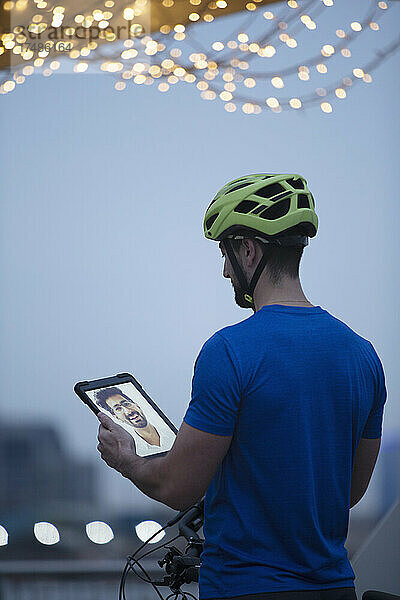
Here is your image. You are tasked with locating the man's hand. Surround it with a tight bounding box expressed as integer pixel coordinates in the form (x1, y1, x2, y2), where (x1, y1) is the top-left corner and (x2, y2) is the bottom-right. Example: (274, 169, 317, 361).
(96, 415, 232, 510)
(97, 412, 137, 475)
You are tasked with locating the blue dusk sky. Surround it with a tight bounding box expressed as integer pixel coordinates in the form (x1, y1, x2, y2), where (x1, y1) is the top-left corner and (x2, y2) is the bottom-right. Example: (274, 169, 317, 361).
(0, 0, 399, 512)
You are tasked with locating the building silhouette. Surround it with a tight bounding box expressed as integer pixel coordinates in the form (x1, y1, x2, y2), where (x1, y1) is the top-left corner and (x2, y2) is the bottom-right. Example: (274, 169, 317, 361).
(0, 422, 96, 513)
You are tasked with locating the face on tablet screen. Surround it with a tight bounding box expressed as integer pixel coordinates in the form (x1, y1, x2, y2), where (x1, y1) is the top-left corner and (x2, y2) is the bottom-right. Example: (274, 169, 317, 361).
(86, 382, 176, 457)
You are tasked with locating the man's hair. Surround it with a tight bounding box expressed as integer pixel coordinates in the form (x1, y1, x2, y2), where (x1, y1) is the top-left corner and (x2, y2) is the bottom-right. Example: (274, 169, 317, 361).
(228, 232, 304, 286)
(95, 387, 132, 414)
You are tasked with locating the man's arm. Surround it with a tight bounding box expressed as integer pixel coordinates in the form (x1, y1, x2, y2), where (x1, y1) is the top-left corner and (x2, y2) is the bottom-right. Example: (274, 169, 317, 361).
(350, 437, 381, 509)
(97, 414, 232, 510)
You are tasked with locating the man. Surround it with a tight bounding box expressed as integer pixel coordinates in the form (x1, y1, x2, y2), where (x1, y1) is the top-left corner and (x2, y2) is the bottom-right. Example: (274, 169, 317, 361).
(95, 387, 161, 448)
(97, 174, 386, 600)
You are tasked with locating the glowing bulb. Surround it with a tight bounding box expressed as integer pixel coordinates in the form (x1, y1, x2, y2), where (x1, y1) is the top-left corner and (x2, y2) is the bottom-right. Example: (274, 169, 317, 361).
(289, 98, 302, 109)
(298, 71, 309, 81)
(74, 62, 88, 72)
(335, 88, 346, 99)
(124, 8, 134, 20)
(86, 521, 114, 544)
(3, 80, 16, 92)
(225, 103, 237, 112)
(321, 44, 334, 56)
(34, 522, 60, 545)
(242, 103, 254, 114)
(320, 102, 332, 113)
(0, 525, 9, 546)
(266, 97, 279, 108)
(244, 78, 256, 88)
(135, 521, 165, 543)
(262, 45, 275, 58)
(271, 76, 284, 89)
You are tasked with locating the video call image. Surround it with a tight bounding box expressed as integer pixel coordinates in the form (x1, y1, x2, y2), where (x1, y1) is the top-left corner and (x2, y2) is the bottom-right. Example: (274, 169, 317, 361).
(86, 382, 176, 457)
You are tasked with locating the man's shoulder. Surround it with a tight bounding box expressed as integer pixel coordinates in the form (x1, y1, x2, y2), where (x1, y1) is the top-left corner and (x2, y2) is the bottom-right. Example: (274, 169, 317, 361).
(200, 314, 255, 356)
(323, 310, 375, 350)
(317, 310, 384, 375)
(217, 314, 254, 337)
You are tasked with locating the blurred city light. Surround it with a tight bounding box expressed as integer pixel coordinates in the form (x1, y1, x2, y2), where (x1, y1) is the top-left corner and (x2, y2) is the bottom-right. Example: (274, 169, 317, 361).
(85, 521, 114, 544)
(0, 1, 398, 112)
(33, 522, 60, 545)
(135, 520, 165, 543)
(0, 525, 9, 546)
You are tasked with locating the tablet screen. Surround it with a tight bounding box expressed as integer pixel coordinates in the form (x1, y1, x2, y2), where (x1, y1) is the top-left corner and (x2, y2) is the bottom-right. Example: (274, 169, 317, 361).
(86, 382, 176, 458)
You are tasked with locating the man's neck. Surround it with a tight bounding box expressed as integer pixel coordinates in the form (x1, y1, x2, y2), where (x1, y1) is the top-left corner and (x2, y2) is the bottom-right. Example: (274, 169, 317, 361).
(253, 277, 313, 311)
(136, 424, 161, 447)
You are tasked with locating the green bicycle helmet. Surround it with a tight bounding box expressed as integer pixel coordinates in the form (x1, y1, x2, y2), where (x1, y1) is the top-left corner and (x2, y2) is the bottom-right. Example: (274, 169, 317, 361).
(204, 173, 318, 309)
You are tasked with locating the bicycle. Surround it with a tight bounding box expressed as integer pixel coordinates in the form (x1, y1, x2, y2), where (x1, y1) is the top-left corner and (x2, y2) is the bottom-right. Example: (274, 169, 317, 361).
(119, 499, 203, 600)
(119, 502, 400, 600)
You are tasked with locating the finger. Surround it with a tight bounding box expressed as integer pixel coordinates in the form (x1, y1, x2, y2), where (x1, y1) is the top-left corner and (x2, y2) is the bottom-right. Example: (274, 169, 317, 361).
(97, 412, 116, 430)
(98, 428, 113, 443)
(97, 424, 108, 441)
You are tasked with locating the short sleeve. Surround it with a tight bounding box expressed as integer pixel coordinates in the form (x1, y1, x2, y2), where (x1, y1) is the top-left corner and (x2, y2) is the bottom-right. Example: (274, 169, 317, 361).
(183, 332, 242, 436)
(362, 346, 387, 439)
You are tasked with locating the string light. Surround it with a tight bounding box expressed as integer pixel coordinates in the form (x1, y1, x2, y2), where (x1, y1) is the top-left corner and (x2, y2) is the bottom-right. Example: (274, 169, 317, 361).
(0, 0, 398, 114)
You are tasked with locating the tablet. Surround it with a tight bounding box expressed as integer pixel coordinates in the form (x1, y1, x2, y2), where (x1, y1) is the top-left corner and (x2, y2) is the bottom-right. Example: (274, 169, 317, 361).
(74, 373, 178, 458)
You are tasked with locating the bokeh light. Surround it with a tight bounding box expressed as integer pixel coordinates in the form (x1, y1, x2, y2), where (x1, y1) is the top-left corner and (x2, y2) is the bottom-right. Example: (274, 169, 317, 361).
(0, 1, 399, 111)
(33, 522, 60, 545)
(0, 525, 9, 546)
(85, 521, 114, 544)
(135, 520, 165, 543)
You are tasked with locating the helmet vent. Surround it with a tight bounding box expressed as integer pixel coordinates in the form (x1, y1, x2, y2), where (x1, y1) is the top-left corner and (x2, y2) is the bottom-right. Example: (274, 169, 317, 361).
(259, 198, 291, 220)
(206, 213, 219, 230)
(206, 196, 219, 210)
(297, 194, 310, 209)
(234, 200, 258, 214)
(226, 182, 253, 195)
(254, 182, 285, 199)
(251, 205, 265, 215)
(287, 177, 304, 190)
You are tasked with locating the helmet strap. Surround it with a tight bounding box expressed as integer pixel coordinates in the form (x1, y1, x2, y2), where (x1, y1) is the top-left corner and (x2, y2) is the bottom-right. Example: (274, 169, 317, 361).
(223, 239, 269, 311)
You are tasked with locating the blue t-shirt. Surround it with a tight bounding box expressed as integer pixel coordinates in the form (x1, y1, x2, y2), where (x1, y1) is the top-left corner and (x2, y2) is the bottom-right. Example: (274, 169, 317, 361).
(183, 305, 386, 599)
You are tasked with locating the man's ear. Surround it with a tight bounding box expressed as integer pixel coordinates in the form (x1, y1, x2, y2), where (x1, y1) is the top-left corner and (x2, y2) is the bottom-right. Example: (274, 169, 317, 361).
(242, 238, 258, 266)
